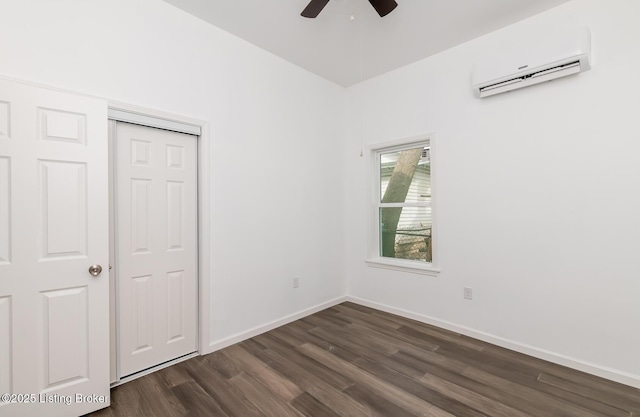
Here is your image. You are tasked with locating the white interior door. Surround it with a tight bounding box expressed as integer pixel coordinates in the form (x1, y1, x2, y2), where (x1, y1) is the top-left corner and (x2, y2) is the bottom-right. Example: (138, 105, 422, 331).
(0, 78, 110, 416)
(115, 122, 197, 378)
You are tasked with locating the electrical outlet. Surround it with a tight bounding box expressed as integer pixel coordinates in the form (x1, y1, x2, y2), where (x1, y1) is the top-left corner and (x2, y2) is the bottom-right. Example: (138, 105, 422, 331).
(293, 277, 300, 288)
(464, 287, 473, 300)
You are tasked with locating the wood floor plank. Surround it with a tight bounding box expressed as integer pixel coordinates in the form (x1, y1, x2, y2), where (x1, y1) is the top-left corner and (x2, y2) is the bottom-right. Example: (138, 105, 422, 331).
(366, 307, 485, 349)
(420, 372, 533, 417)
(343, 383, 422, 417)
(301, 309, 351, 328)
(398, 324, 486, 352)
(429, 344, 635, 417)
(202, 349, 244, 379)
(269, 322, 313, 347)
(311, 327, 429, 380)
(350, 316, 441, 352)
(252, 346, 379, 417)
(484, 342, 638, 401)
(347, 321, 441, 357)
(171, 380, 230, 417)
(391, 346, 621, 417)
(541, 368, 640, 403)
(228, 372, 302, 417)
(306, 315, 399, 355)
(298, 342, 451, 417)
(394, 334, 628, 417)
(309, 324, 401, 362)
(88, 379, 146, 417)
(290, 392, 341, 417)
(356, 348, 433, 380)
(433, 342, 542, 382)
(272, 321, 362, 363)
(392, 349, 460, 376)
(331, 303, 403, 330)
(240, 338, 269, 355)
(352, 356, 487, 417)
(159, 360, 196, 388)
(364, 309, 487, 352)
(538, 372, 640, 415)
(255, 332, 354, 390)
(181, 358, 265, 417)
(223, 344, 303, 402)
(130, 373, 189, 417)
(463, 366, 630, 417)
(315, 307, 357, 327)
(395, 345, 471, 375)
(88, 302, 640, 417)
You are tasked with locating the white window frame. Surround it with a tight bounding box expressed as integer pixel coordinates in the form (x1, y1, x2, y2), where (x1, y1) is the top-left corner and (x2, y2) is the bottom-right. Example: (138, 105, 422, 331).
(366, 134, 441, 275)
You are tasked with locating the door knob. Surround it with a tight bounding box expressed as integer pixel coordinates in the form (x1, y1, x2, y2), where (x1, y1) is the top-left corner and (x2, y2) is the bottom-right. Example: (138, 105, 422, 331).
(88, 264, 103, 277)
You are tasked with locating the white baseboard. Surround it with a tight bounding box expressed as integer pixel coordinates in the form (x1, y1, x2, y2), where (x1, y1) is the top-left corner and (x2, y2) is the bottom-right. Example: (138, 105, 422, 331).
(346, 296, 640, 389)
(204, 296, 348, 354)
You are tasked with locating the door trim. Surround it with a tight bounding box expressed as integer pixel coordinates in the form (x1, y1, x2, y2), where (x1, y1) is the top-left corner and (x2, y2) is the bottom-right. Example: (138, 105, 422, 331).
(111, 352, 199, 387)
(107, 102, 211, 378)
(108, 108, 201, 136)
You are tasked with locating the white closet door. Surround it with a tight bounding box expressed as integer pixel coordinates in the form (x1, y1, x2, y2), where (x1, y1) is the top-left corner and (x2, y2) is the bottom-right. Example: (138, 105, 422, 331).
(115, 122, 197, 378)
(0, 78, 110, 416)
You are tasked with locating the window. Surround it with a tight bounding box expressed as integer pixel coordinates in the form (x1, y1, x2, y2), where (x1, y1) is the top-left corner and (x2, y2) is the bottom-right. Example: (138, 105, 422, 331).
(367, 136, 439, 275)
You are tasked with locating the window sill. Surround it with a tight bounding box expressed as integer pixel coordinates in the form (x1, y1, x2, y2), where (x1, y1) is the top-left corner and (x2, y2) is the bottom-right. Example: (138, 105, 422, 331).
(365, 258, 441, 276)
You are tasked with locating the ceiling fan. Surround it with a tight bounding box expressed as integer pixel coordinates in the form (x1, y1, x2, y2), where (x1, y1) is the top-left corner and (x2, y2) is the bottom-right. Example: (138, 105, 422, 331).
(301, 0, 398, 18)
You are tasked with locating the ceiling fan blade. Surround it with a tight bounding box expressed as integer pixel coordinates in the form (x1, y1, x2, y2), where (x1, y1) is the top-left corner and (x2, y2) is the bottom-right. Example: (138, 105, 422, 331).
(301, 0, 330, 18)
(368, 0, 398, 17)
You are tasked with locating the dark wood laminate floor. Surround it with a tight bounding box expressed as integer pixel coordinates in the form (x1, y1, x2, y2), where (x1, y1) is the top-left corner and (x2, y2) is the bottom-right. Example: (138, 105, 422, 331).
(89, 302, 640, 417)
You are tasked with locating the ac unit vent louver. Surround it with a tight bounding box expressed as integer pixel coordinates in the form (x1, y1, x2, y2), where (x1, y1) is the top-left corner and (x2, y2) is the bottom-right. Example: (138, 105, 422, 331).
(472, 26, 591, 98)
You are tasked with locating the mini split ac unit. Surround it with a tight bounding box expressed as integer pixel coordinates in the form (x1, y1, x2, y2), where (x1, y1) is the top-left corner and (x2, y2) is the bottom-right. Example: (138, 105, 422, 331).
(472, 25, 591, 98)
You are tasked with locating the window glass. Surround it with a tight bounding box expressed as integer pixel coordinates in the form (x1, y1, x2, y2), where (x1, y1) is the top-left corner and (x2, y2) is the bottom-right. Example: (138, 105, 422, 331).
(377, 145, 432, 263)
(380, 207, 432, 262)
(380, 147, 430, 203)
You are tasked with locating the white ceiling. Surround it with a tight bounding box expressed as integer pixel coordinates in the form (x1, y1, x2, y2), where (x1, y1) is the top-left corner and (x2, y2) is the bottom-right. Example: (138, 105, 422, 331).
(162, 0, 571, 87)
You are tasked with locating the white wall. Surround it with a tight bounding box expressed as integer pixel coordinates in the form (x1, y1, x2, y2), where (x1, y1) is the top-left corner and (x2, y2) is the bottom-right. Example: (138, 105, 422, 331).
(0, 0, 347, 348)
(345, 0, 640, 387)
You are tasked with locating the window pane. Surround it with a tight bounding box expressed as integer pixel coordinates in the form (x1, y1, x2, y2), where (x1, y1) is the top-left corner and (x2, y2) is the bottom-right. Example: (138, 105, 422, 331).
(380, 206, 432, 262)
(380, 147, 430, 204)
